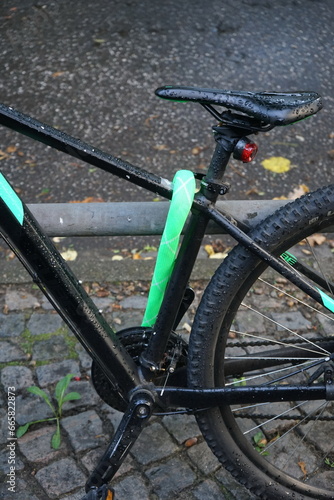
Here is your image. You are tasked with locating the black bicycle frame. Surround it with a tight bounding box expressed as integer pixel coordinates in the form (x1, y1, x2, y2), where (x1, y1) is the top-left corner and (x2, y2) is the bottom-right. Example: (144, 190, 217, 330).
(0, 103, 331, 409)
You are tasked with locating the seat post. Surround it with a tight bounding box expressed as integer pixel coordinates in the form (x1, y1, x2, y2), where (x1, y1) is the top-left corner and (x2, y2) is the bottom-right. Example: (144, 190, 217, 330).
(201, 125, 247, 201)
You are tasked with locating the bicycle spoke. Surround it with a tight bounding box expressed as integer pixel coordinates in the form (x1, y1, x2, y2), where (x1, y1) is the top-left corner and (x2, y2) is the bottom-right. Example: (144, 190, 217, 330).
(258, 277, 334, 324)
(240, 302, 330, 355)
(306, 238, 334, 296)
(243, 401, 308, 436)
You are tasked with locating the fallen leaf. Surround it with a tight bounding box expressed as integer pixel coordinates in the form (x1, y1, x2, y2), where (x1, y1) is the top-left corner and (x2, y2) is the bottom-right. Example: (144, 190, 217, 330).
(182, 322, 191, 333)
(0, 149, 9, 160)
(288, 184, 310, 199)
(61, 249, 78, 261)
(209, 252, 228, 259)
(306, 234, 326, 246)
(112, 255, 123, 261)
(144, 115, 159, 127)
(184, 437, 198, 448)
(6, 145, 17, 153)
(153, 144, 169, 151)
(204, 244, 215, 256)
(261, 156, 291, 173)
(132, 253, 141, 260)
(112, 304, 122, 310)
(95, 289, 110, 297)
(245, 187, 265, 196)
(52, 237, 66, 243)
(298, 461, 307, 476)
(191, 146, 203, 155)
(52, 71, 66, 78)
(69, 197, 104, 203)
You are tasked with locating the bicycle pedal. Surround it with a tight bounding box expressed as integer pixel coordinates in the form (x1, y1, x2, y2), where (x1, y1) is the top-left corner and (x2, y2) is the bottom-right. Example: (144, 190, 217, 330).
(80, 485, 114, 500)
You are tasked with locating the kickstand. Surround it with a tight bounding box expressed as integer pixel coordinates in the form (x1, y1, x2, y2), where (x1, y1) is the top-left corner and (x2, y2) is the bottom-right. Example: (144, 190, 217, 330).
(82, 390, 154, 497)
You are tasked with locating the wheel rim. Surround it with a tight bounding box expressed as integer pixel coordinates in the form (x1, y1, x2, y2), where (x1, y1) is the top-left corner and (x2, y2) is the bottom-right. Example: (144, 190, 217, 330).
(217, 232, 334, 497)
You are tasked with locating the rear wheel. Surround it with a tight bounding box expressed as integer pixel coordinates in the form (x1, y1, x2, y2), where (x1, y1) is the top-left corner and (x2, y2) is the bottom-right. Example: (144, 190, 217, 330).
(189, 185, 334, 499)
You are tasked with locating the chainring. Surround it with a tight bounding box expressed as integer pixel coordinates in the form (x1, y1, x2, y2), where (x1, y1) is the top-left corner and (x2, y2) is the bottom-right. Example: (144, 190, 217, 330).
(91, 326, 188, 412)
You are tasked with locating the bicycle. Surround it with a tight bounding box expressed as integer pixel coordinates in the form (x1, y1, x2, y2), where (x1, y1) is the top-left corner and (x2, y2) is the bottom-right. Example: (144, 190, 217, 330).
(0, 85, 333, 500)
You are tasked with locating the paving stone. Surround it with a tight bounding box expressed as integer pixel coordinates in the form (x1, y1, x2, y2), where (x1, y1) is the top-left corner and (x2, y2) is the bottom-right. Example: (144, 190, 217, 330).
(27, 312, 64, 335)
(61, 409, 106, 452)
(101, 403, 124, 431)
(300, 419, 333, 453)
(40, 296, 56, 310)
(32, 335, 69, 361)
(81, 446, 135, 478)
(307, 470, 334, 489)
(5, 290, 40, 310)
(187, 441, 221, 474)
(0, 341, 26, 362)
(113, 310, 145, 330)
(146, 457, 196, 500)
(131, 421, 178, 465)
(215, 467, 260, 499)
(3, 478, 41, 500)
(235, 310, 266, 333)
(113, 474, 150, 500)
(268, 432, 318, 480)
(162, 413, 200, 444)
(193, 479, 227, 500)
(60, 490, 86, 500)
(270, 311, 311, 331)
(91, 296, 115, 311)
(316, 313, 334, 335)
(0, 446, 24, 474)
(75, 343, 92, 370)
(15, 390, 54, 425)
(0, 409, 8, 444)
(35, 457, 86, 498)
(35, 359, 81, 387)
(18, 425, 66, 464)
(0, 365, 34, 391)
(0, 313, 25, 337)
(119, 295, 147, 309)
(62, 380, 100, 410)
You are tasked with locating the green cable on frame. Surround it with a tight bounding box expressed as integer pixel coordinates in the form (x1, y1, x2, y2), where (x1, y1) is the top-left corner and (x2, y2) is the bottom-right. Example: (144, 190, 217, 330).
(142, 170, 196, 327)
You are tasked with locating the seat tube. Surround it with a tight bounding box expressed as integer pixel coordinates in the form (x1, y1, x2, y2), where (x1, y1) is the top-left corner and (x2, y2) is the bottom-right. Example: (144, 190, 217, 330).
(140, 131, 238, 372)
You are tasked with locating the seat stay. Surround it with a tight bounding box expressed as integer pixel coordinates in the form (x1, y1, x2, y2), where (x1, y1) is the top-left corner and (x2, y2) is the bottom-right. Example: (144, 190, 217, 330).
(155, 85, 323, 126)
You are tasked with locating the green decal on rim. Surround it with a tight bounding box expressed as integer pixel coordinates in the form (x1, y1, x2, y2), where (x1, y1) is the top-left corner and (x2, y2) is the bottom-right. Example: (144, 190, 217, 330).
(0, 173, 24, 224)
(317, 287, 334, 313)
(281, 251, 297, 266)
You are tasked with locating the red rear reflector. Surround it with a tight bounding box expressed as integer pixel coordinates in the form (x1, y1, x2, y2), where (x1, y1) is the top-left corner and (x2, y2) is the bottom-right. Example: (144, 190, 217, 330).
(240, 142, 258, 163)
(233, 138, 258, 163)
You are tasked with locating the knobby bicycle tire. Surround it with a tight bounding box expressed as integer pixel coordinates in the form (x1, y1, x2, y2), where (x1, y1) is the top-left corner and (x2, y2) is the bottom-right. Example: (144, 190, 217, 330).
(188, 185, 334, 499)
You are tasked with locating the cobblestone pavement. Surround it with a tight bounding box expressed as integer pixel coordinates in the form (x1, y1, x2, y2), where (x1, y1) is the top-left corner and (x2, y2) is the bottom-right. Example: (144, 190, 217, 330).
(0, 280, 257, 500)
(0, 264, 333, 499)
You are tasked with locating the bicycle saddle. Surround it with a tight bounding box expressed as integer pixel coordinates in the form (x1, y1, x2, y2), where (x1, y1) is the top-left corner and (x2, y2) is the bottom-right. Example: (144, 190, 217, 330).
(155, 86, 322, 126)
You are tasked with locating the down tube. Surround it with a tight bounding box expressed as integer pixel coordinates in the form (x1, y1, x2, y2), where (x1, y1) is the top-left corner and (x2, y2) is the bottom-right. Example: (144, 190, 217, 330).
(0, 186, 141, 395)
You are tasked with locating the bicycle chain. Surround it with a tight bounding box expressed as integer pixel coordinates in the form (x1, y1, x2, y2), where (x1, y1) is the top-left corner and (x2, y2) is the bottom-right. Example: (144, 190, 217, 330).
(227, 336, 334, 420)
(234, 412, 334, 421)
(226, 335, 334, 349)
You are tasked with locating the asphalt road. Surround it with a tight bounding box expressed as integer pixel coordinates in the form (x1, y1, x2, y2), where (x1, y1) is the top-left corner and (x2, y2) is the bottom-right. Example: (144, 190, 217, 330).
(0, 0, 333, 251)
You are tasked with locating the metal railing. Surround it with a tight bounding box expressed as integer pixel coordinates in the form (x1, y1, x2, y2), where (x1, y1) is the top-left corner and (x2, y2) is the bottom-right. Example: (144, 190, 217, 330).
(28, 200, 289, 237)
